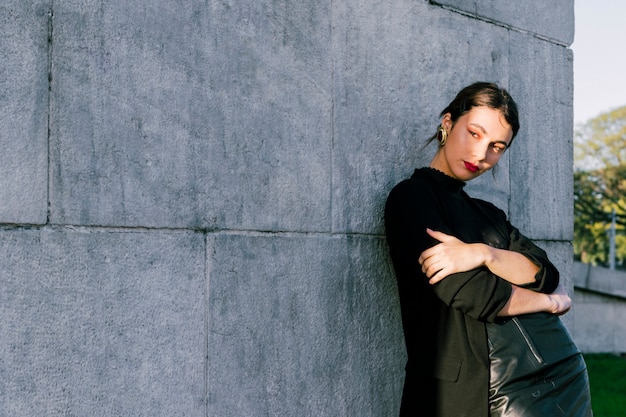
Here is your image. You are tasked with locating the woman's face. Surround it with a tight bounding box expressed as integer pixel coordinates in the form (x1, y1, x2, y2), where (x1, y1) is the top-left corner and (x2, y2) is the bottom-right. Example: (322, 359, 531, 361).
(430, 105, 513, 181)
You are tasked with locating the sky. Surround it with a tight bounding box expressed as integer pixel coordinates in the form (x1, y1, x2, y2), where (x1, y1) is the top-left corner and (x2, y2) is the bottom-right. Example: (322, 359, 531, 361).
(572, 0, 626, 125)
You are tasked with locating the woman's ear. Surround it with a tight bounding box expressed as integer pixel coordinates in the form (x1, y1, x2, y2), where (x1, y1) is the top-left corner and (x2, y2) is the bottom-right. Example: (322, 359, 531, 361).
(441, 113, 453, 132)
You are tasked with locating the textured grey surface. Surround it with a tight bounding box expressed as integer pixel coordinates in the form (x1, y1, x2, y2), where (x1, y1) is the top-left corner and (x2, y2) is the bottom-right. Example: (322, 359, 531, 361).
(332, 2, 514, 234)
(509, 32, 574, 240)
(207, 233, 404, 416)
(0, 1, 49, 224)
(0, 229, 205, 416)
(431, 0, 575, 45)
(49, 0, 333, 231)
(0, 0, 576, 414)
(572, 262, 626, 353)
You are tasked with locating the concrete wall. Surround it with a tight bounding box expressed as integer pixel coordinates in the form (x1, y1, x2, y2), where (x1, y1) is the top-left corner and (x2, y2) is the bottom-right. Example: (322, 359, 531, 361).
(572, 262, 626, 354)
(0, 0, 574, 415)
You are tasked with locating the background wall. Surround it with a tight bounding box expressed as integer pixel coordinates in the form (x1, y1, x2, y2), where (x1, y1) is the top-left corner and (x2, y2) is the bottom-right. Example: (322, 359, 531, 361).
(573, 261, 626, 354)
(0, 0, 574, 415)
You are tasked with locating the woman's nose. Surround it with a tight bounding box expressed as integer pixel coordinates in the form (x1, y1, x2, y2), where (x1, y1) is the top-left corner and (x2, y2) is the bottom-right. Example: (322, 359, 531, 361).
(472, 143, 489, 161)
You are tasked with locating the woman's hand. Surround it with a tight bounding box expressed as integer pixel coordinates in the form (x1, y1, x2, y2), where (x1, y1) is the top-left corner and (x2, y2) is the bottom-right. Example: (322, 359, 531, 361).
(499, 283, 572, 317)
(418, 228, 487, 284)
(547, 283, 572, 315)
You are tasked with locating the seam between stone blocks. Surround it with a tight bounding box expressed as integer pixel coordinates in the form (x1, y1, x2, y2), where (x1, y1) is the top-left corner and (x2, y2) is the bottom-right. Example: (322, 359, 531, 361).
(0, 223, 387, 241)
(46, 2, 54, 225)
(429, 1, 570, 47)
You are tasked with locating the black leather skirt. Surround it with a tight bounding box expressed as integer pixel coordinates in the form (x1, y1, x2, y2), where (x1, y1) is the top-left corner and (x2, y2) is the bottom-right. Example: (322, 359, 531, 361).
(487, 312, 593, 417)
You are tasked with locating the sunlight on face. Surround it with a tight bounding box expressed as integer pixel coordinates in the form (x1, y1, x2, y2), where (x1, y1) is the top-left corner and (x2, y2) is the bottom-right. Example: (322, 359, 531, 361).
(430, 106, 513, 181)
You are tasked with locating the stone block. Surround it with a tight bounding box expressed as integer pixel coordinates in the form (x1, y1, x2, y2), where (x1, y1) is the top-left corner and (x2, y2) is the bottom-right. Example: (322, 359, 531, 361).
(50, 1, 333, 231)
(207, 232, 405, 416)
(509, 32, 574, 240)
(0, 1, 49, 224)
(332, 1, 511, 233)
(0, 229, 205, 416)
(430, 0, 574, 45)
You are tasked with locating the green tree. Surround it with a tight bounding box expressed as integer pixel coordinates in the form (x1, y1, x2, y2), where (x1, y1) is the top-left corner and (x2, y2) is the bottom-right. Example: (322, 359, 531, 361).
(574, 106, 626, 266)
(575, 106, 626, 170)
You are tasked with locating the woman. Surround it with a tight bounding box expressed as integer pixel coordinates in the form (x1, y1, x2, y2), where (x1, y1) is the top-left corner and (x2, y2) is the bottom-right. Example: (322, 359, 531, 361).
(384, 82, 592, 417)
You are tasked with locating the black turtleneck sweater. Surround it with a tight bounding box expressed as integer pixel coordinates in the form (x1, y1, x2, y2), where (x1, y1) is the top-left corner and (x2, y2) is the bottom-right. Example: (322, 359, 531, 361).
(384, 167, 559, 417)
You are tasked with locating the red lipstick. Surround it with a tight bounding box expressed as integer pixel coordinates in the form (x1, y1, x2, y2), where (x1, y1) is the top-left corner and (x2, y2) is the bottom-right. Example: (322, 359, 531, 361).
(464, 161, 479, 173)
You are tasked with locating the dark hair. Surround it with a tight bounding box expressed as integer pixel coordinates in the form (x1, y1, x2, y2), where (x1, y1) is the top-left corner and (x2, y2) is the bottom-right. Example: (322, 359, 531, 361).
(429, 82, 520, 143)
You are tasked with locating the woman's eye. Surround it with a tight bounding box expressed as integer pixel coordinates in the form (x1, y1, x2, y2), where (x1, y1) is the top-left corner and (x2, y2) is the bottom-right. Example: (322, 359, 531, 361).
(491, 144, 506, 153)
(469, 131, 478, 138)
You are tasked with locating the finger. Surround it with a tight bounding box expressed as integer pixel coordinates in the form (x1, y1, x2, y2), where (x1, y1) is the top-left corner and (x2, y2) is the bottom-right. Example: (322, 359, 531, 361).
(418, 245, 439, 265)
(422, 258, 445, 278)
(426, 228, 452, 242)
(428, 268, 447, 284)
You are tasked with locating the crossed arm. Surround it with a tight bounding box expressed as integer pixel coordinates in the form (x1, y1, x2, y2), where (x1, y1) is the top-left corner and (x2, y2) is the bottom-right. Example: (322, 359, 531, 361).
(419, 228, 571, 316)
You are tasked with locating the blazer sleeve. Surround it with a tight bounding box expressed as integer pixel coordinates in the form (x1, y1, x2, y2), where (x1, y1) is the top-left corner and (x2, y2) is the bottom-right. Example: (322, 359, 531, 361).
(385, 178, 511, 323)
(506, 222, 560, 294)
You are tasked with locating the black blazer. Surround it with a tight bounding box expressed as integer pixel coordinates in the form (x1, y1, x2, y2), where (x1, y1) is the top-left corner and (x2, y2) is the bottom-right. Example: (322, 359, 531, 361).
(384, 168, 559, 417)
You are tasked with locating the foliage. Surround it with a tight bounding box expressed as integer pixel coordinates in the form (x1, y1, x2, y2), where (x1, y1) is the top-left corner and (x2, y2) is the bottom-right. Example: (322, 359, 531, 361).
(583, 353, 626, 417)
(574, 106, 626, 266)
(575, 106, 626, 170)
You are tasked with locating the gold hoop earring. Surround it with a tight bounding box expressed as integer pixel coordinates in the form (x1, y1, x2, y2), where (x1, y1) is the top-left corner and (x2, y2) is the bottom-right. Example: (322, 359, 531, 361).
(437, 126, 447, 146)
